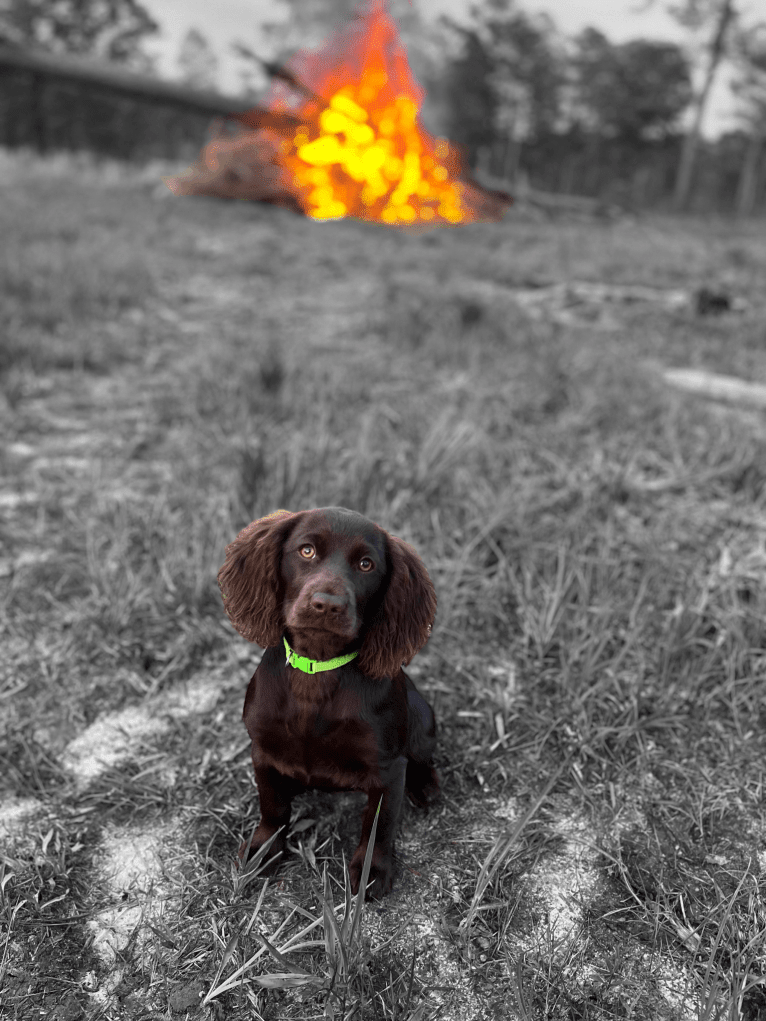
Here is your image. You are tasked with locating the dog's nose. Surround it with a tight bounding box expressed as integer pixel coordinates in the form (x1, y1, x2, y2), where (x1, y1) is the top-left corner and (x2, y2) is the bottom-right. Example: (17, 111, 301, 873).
(310, 592, 347, 614)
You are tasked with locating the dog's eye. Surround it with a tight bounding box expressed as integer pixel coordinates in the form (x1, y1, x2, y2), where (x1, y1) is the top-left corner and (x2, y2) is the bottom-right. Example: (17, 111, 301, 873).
(299, 544, 315, 559)
(359, 557, 374, 572)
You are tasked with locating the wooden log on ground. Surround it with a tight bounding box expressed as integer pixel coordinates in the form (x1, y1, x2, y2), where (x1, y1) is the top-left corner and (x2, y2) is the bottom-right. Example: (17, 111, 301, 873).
(469, 167, 618, 219)
(664, 368, 766, 410)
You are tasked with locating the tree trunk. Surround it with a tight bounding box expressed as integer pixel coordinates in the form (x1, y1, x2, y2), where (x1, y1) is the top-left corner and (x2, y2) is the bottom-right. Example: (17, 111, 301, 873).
(673, 0, 736, 211)
(736, 117, 765, 217)
(30, 71, 47, 153)
(501, 132, 520, 186)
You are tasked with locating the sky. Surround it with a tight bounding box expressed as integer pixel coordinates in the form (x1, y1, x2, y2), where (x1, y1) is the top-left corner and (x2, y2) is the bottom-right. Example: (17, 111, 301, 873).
(139, 0, 759, 136)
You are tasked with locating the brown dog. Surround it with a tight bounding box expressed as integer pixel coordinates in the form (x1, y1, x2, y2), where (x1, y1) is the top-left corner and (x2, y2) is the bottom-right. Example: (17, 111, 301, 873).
(218, 507, 438, 897)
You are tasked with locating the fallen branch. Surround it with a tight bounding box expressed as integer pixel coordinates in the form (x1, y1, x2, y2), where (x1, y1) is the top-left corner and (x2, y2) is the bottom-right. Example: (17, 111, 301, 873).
(663, 369, 766, 410)
(0, 42, 280, 123)
(472, 169, 620, 219)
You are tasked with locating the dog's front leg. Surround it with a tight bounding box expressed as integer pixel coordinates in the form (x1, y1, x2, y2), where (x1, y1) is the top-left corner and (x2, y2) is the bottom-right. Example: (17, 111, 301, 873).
(349, 755, 407, 898)
(239, 762, 302, 864)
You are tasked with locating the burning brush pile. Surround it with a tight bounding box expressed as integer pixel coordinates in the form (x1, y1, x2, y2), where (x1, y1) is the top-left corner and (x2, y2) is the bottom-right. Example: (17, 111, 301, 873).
(163, 0, 511, 229)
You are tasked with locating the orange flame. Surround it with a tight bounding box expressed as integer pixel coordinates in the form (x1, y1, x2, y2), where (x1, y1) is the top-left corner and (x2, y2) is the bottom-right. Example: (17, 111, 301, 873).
(164, 0, 511, 228)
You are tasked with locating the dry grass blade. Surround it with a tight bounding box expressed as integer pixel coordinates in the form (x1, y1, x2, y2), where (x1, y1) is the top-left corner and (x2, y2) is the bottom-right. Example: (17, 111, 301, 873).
(203, 945, 276, 1002)
(339, 850, 353, 942)
(231, 826, 284, 897)
(202, 881, 270, 1003)
(253, 971, 318, 989)
(321, 862, 349, 980)
(205, 930, 240, 1000)
(204, 918, 325, 1001)
(255, 931, 316, 980)
(461, 764, 566, 932)
(695, 871, 750, 1021)
(205, 804, 381, 1003)
(347, 795, 381, 948)
(510, 955, 535, 1021)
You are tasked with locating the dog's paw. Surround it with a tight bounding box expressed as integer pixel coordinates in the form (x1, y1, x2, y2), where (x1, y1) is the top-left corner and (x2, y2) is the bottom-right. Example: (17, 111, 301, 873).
(405, 762, 440, 808)
(349, 849, 394, 899)
(237, 826, 286, 868)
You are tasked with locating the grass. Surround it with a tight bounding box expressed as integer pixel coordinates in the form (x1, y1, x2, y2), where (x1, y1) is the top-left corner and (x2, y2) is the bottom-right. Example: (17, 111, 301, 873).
(1, 143, 766, 1019)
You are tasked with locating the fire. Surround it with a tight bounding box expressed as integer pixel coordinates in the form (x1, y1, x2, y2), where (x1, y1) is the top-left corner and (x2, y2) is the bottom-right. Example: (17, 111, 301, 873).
(292, 90, 456, 225)
(164, 0, 511, 228)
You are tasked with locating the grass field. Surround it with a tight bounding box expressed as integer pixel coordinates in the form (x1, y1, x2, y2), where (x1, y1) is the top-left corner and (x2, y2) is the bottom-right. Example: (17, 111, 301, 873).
(2, 145, 766, 1021)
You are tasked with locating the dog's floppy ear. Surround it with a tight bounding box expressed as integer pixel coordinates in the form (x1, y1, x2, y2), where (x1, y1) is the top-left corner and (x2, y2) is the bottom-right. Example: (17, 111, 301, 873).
(218, 510, 300, 647)
(357, 532, 436, 680)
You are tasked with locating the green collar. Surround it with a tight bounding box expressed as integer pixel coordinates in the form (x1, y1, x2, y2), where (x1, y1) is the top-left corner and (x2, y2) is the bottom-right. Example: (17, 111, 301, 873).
(283, 636, 359, 674)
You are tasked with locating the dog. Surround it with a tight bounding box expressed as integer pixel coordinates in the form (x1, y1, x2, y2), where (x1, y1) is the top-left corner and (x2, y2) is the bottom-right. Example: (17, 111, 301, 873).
(218, 506, 438, 897)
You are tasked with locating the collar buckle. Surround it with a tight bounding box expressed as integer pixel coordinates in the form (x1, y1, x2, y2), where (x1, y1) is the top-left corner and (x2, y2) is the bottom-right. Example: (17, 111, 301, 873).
(283, 636, 359, 674)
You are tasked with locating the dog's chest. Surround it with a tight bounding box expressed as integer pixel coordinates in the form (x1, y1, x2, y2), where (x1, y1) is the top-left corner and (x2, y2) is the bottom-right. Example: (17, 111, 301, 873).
(258, 697, 378, 789)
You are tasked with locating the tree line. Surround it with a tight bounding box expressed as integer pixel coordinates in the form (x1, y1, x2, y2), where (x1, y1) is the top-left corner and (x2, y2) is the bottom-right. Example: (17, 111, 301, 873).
(1, 0, 764, 215)
(429, 0, 766, 215)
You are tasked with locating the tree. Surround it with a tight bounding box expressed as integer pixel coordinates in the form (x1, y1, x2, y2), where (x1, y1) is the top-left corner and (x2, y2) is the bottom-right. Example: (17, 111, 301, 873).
(440, 0, 564, 175)
(177, 28, 218, 91)
(573, 28, 691, 141)
(731, 24, 766, 216)
(258, 0, 422, 62)
(667, 0, 737, 209)
(440, 24, 499, 167)
(475, 0, 563, 140)
(0, 0, 159, 67)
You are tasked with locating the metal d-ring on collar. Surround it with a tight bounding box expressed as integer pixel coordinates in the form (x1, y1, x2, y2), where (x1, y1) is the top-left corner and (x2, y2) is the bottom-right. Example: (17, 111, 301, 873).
(283, 636, 359, 674)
